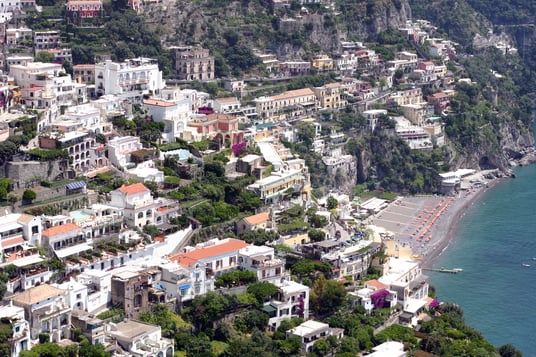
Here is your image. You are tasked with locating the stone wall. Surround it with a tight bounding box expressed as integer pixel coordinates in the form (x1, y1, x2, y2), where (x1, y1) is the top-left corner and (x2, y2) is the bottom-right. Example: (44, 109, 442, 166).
(5, 160, 72, 189)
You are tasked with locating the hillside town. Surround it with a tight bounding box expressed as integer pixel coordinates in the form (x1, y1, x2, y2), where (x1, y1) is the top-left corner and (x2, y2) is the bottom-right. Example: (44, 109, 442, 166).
(0, 0, 520, 355)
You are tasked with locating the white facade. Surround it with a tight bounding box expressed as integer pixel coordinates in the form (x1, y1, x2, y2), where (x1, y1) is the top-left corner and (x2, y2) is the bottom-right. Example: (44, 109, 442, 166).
(10, 62, 76, 106)
(362, 109, 387, 132)
(106, 320, 173, 357)
(76, 269, 112, 313)
(109, 183, 156, 228)
(286, 320, 344, 353)
(143, 98, 191, 142)
(56, 279, 88, 312)
(379, 258, 429, 316)
(126, 160, 165, 183)
(265, 280, 309, 329)
(0, 303, 30, 357)
(239, 245, 286, 284)
(62, 103, 110, 134)
(94, 58, 165, 98)
(107, 135, 143, 168)
(11, 285, 71, 343)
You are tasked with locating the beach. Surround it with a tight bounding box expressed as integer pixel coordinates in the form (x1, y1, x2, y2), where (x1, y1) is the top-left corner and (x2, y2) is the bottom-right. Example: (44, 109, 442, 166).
(364, 171, 505, 269)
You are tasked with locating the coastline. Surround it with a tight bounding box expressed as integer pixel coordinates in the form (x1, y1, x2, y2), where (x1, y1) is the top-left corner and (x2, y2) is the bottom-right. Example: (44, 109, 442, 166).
(421, 177, 502, 269)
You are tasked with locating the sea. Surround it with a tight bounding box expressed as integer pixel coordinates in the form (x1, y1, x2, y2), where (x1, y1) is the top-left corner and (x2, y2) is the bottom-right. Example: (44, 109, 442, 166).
(430, 163, 536, 355)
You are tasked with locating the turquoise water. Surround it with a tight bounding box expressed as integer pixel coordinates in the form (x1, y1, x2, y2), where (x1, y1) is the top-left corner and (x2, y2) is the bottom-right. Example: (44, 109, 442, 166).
(430, 164, 536, 354)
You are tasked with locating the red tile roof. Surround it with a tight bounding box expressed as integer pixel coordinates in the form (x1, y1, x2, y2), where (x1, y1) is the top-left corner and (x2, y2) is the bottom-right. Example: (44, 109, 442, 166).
(244, 212, 270, 226)
(119, 183, 149, 195)
(144, 98, 175, 107)
(169, 239, 249, 267)
(42, 222, 80, 237)
(365, 279, 387, 291)
(1, 236, 24, 248)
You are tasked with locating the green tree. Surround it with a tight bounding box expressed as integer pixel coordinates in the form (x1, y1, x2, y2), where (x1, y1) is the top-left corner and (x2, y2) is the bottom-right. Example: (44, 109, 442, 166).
(79, 339, 110, 357)
(327, 195, 338, 210)
(238, 230, 280, 246)
(22, 189, 36, 203)
(310, 276, 346, 316)
(498, 344, 523, 357)
(312, 338, 330, 357)
(142, 225, 159, 238)
(0, 178, 11, 199)
(308, 229, 326, 242)
(35, 51, 55, 63)
(139, 304, 190, 337)
(247, 282, 279, 304)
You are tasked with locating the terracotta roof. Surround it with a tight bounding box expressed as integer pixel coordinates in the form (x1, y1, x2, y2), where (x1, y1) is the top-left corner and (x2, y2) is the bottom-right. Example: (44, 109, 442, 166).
(271, 88, 314, 101)
(118, 183, 149, 195)
(244, 212, 270, 226)
(11, 284, 65, 306)
(365, 279, 387, 291)
(169, 239, 249, 267)
(144, 98, 175, 107)
(430, 92, 448, 99)
(42, 222, 80, 237)
(206, 113, 235, 121)
(2, 236, 24, 248)
(17, 214, 35, 224)
(73, 64, 95, 68)
(21, 86, 44, 91)
(215, 97, 240, 104)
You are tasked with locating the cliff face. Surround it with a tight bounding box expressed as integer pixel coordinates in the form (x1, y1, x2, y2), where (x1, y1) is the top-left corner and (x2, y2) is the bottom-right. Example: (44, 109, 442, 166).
(144, 0, 412, 54)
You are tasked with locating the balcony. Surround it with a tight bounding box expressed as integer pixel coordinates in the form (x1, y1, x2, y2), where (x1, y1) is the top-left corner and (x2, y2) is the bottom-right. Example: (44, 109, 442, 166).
(119, 78, 148, 86)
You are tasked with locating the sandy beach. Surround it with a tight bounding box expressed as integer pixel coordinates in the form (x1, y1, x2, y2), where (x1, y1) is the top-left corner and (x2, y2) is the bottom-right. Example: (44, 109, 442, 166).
(422, 178, 501, 269)
(364, 173, 504, 269)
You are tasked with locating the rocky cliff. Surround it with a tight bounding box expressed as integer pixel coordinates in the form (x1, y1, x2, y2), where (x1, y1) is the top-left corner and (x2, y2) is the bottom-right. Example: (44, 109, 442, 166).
(143, 0, 411, 56)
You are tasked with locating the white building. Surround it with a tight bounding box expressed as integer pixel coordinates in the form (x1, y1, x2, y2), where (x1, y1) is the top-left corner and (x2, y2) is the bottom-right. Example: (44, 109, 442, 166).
(0, 303, 31, 357)
(41, 222, 93, 259)
(75, 269, 112, 314)
(379, 257, 429, 324)
(212, 97, 241, 114)
(126, 160, 165, 183)
(10, 284, 71, 343)
(10, 62, 76, 107)
(364, 341, 406, 357)
(264, 280, 309, 329)
(143, 98, 191, 143)
(107, 135, 144, 168)
(239, 245, 286, 284)
(106, 320, 174, 357)
(362, 109, 387, 132)
(169, 238, 249, 300)
(56, 278, 88, 312)
(94, 58, 165, 99)
(109, 183, 155, 228)
(286, 320, 344, 353)
(61, 103, 111, 135)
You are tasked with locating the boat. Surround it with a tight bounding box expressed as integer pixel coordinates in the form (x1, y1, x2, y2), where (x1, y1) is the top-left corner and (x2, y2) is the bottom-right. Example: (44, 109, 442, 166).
(532, 257, 536, 261)
(522, 263, 531, 267)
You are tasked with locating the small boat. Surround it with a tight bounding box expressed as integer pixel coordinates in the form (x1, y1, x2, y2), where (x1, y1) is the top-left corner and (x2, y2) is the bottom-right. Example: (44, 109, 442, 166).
(522, 263, 531, 267)
(532, 257, 536, 261)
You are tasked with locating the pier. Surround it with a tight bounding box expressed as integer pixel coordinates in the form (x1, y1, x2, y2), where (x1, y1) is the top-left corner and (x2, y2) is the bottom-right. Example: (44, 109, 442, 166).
(423, 267, 463, 274)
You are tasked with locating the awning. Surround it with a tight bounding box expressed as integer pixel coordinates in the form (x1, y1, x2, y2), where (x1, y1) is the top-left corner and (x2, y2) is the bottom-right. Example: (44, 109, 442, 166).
(262, 304, 277, 313)
(179, 284, 191, 290)
(54, 243, 92, 258)
(11, 254, 45, 267)
(1, 236, 24, 248)
(66, 181, 86, 190)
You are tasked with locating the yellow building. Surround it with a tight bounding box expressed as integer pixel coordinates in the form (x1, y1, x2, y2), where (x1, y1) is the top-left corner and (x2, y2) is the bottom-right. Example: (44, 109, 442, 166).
(312, 82, 347, 110)
(282, 233, 310, 246)
(312, 54, 334, 72)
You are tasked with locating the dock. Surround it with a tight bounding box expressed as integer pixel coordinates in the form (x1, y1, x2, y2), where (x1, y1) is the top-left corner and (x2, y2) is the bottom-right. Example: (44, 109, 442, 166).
(423, 268, 463, 274)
